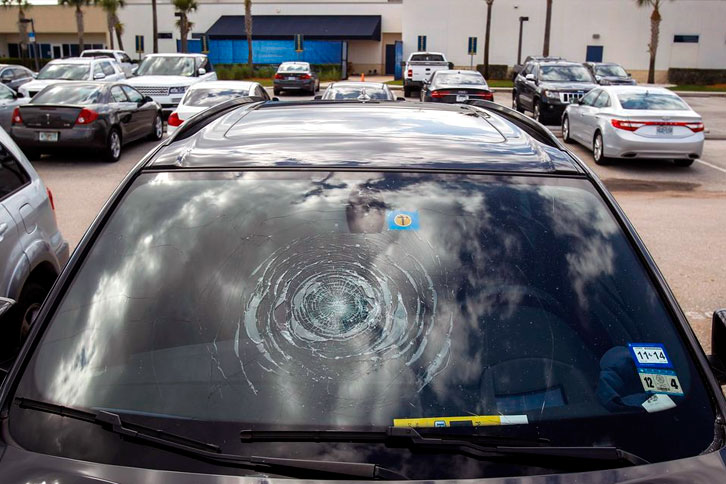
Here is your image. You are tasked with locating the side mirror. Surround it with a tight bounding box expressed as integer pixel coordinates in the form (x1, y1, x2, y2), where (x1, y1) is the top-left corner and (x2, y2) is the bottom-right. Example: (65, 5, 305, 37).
(525, 73, 535, 82)
(0, 297, 15, 319)
(271, 97, 280, 102)
(627, 72, 632, 77)
(93, 72, 106, 80)
(143, 95, 153, 103)
(198, 67, 206, 76)
(595, 75, 602, 83)
(14, 91, 23, 99)
(708, 310, 726, 384)
(397, 96, 406, 101)
(313, 95, 322, 100)
(131, 66, 138, 75)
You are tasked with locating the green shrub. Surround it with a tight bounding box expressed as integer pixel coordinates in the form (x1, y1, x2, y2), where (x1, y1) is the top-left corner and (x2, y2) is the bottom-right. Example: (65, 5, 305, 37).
(214, 63, 340, 81)
(668, 68, 726, 85)
(476, 64, 509, 80)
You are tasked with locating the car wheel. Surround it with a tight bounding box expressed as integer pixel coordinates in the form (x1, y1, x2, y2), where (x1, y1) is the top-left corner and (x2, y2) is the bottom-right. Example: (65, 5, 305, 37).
(404, 86, 412, 98)
(593, 131, 609, 165)
(562, 115, 573, 143)
(674, 158, 695, 167)
(105, 128, 122, 163)
(513, 92, 524, 113)
(274, 88, 281, 96)
(149, 113, 163, 141)
(533, 99, 543, 122)
(1, 281, 50, 357)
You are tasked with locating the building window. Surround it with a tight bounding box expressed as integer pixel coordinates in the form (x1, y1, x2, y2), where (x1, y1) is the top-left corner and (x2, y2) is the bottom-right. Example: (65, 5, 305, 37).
(158, 32, 173, 39)
(674, 35, 699, 43)
(7, 43, 19, 57)
(417, 35, 427, 51)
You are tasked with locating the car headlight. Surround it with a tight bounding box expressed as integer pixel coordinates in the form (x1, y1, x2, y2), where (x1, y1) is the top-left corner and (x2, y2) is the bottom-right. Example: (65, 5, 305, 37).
(542, 89, 560, 99)
(169, 86, 187, 95)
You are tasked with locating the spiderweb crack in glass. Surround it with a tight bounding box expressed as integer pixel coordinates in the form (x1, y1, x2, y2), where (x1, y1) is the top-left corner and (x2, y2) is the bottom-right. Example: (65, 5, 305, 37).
(240, 233, 451, 392)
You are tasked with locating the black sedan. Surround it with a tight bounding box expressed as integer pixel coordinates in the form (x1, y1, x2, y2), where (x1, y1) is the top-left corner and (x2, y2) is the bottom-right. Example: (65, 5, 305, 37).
(584, 62, 637, 86)
(420, 69, 494, 103)
(1, 99, 726, 483)
(10, 82, 163, 162)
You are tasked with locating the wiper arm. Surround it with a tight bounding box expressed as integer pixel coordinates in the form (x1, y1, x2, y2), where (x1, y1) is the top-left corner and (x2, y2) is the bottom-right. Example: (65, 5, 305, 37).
(15, 398, 408, 480)
(241, 427, 649, 468)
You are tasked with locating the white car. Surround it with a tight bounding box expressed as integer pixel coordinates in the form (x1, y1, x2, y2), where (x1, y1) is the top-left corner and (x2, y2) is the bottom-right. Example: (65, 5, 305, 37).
(403, 52, 450, 97)
(125, 53, 217, 118)
(18, 57, 126, 98)
(562, 86, 704, 167)
(81, 49, 135, 77)
(167, 80, 269, 134)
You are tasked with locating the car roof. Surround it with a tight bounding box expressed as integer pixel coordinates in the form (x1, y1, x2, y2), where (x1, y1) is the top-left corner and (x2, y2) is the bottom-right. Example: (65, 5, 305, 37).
(149, 102, 580, 173)
(48, 57, 94, 64)
(434, 69, 482, 75)
(601, 85, 680, 96)
(144, 53, 205, 58)
(329, 82, 387, 89)
(411, 52, 445, 56)
(279, 61, 309, 65)
(534, 60, 583, 67)
(187, 80, 256, 90)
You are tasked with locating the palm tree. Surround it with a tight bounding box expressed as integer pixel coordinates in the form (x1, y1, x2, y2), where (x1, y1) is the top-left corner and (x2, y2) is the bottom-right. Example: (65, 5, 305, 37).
(173, 0, 197, 53)
(635, 0, 670, 84)
(542, 0, 553, 56)
(99, 0, 124, 50)
(1, 0, 31, 59)
(151, 0, 158, 53)
(244, 0, 252, 68)
(483, 0, 494, 78)
(114, 18, 124, 50)
(58, 0, 96, 53)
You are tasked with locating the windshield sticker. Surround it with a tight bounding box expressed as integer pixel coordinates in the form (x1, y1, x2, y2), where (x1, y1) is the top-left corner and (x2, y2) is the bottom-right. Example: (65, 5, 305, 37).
(387, 210, 420, 231)
(638, 368, 684, 396)
(394, 415, 528, 428)
(641, 394, 676, 413)
(628, 343, 672, 368)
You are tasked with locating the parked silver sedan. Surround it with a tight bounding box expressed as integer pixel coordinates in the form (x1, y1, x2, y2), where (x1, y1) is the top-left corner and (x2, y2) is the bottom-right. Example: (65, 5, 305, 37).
(562, 86, 704, 167)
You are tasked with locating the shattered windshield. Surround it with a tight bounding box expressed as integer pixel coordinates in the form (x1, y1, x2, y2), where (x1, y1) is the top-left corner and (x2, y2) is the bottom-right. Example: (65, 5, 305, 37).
(14, 171, 714, 467)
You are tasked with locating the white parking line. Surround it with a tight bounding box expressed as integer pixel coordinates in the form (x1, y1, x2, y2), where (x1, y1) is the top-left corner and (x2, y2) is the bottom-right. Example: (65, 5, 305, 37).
(696, 159, 726, 174)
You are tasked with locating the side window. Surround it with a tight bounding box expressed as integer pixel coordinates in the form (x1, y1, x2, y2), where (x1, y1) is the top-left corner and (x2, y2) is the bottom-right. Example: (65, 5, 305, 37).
(110, 85, 128, 102)
(122, 85, 143, 103)
(594, 92, 611, 108)
(93, 63, 103, 78)
(101, 61, 115, 76)
(581, 89, 601, 107)
(255, 85, 268, 99)
(0, 68, 11, 81)
(523, 64, 534, 76)
(14, 68, 29, 79)
(120, 54, 132, 64)
(0, 84, 15, 100)
(0, 143, 30, 201)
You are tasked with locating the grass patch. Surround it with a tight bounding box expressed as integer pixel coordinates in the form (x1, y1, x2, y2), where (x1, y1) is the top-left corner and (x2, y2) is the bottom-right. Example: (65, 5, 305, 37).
(669, 84, 726, 92)
(385, 80, 403, 86)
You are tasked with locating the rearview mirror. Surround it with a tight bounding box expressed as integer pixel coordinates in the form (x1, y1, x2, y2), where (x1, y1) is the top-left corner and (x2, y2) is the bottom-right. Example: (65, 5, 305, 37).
(708, 309, 726, 384)
(0, 297, 15, 319)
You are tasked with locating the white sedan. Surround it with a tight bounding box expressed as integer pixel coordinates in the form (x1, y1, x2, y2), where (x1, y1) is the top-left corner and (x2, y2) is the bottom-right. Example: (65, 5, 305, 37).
(167, 81, 270, 134)
(562, 86, 704, 167)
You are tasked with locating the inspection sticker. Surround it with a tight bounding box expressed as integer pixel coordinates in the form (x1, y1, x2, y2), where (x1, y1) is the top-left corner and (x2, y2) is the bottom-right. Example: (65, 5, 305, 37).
(638, 368, 684, 396)
(628, 343, 672, 368)
(387, 210, 420, 231)
(641, 394, 676, 413)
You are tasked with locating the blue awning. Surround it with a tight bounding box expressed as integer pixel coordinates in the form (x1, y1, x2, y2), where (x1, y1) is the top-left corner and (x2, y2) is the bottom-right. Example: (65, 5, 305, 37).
(206, 15, 382, 41)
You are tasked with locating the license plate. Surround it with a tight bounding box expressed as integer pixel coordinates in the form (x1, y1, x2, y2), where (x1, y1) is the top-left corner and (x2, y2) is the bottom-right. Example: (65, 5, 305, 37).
(456, 95, 469, 102)
(38, 132, 58, 142)
(656, 125, 673, 135)
(287, 76, 295, 81)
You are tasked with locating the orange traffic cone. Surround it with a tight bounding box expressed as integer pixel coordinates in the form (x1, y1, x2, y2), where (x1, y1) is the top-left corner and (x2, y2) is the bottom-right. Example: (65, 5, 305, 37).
(361, 73, 365, 82)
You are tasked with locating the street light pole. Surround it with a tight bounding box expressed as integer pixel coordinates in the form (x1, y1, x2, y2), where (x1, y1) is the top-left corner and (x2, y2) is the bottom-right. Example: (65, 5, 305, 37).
(517, 16, 529, 66)
(20, 18, 39, 72)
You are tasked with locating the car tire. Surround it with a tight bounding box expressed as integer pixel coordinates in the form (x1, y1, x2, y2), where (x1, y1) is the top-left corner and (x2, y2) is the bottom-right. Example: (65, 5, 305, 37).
(274, 88, 281, 96)
(674, 158, 695, 167)
(533, 99, 543, 123)
(1, 281, 50, 357)
(404, 86, 412, 98)
(562, 115, 573, 144)
(593, 131, 609, 165)
(148, 113, 163, 141)
(104, 128, 122, 163)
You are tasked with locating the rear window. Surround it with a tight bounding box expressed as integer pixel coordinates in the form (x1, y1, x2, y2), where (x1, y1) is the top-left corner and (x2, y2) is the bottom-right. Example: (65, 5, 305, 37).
(32, 84, 102, 104)
(183, 87, 251, 107)
(278, 64, 309, 73)
(0, 142, 29, 200)
(324, 86, 390, 100)
(410, 54, 445, 62)
(13, 171, 715, 468)
(435, 72, 486, 86)
(617, 92, 689, 110)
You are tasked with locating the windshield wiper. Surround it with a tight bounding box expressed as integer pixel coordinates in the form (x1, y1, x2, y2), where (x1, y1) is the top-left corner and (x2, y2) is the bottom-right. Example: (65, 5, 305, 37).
(15, 398, 407, 480)
(240, 427, 649, 468)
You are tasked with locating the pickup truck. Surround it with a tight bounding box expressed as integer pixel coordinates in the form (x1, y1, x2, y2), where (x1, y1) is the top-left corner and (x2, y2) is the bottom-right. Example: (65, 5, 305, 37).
(403, 52, 451, 97)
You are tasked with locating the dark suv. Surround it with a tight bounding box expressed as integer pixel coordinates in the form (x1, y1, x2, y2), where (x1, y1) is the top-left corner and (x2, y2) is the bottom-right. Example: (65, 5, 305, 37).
(1, 99, 726, 483)
(513, 60, 597, 125)
(584, 62, 637, 86)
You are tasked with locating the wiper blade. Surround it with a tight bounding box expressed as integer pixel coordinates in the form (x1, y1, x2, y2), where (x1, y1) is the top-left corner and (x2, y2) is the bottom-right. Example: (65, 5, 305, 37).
(15, 398, 408, 480)
(241, 427, 649, 468)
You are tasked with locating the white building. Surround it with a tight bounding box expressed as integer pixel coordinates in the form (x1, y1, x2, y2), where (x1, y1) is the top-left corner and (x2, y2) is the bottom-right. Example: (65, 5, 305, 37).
(111, 0, 725, 82)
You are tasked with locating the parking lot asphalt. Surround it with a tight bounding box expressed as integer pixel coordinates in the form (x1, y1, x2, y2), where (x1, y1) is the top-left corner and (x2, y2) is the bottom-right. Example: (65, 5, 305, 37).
(28, 88, 726, 351)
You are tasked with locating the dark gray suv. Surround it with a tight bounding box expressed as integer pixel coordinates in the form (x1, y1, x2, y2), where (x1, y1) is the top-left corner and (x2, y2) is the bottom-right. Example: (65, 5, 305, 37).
(0, 127, 68, 364)
(1, 100, 726, 483)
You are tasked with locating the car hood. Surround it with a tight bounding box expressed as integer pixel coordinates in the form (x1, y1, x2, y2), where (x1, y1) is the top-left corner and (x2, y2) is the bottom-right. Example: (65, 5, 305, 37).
(539, 82, 598, 91)
(1, 444, 726, 483)
(126, 75, 197, 87)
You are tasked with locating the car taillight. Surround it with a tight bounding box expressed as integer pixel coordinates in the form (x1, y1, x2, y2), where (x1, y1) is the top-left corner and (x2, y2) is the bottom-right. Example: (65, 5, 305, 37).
(11, 107, 22, 125)
(274, 73, 284, 80)
(685, 122, 704, 132)
(611, 119, 646, 131)
(75, 108, 98, 125)
(46, 187, 55, 211)
(407, 69, 412, 78)
(431, 90, 453, 98)
(300, 73, 311, 80)
(167, 112, 183, 127)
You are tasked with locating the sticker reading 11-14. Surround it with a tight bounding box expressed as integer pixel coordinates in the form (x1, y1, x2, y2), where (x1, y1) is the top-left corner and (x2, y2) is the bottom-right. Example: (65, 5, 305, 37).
(628, 343, 672, 368)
